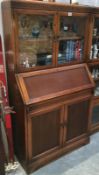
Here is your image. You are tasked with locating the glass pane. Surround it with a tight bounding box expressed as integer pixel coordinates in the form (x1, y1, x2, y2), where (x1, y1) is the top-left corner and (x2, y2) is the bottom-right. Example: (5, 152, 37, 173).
(90, 66, 99, 97)
(91, 66, 99, 79)
(58, 16, 85, 64)
(90, 18, 99, 60)
(17, 14, 54, 68)
(92, 105, 99, 125)
(94, 81, 99, 97)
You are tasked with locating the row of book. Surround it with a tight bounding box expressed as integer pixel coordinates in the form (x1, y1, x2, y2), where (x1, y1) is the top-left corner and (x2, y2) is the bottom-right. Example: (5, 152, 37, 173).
(36, 40, 84, 66)
(59, 40, 84, 62)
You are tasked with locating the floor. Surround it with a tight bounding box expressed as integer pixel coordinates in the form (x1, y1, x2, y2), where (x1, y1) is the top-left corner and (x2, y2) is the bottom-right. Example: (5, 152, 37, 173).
(6, 132, 99, 175)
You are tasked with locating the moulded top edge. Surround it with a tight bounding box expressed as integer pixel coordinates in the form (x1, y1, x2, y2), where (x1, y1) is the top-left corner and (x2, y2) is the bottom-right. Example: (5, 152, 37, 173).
(2, 0, 98, 13)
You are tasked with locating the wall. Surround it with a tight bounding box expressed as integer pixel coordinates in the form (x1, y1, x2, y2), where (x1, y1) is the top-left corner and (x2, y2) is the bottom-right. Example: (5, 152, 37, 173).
(78, 0, 99, 6)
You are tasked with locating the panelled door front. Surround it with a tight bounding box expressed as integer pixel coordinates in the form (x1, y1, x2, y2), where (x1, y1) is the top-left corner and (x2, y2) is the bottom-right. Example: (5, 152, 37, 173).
(27, 105, 64, 161)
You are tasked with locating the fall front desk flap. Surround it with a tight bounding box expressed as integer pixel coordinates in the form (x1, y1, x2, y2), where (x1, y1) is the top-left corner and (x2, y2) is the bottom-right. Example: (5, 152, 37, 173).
(15, 64, 95, 105)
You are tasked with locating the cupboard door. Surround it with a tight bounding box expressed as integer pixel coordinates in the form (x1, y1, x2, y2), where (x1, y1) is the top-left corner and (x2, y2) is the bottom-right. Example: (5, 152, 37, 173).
(27, 107, 63, 160)
(65, 100, 90, 142)
(14, 10, 57, 71)
(89, 15, 99, 61)
(56, 13, 89, 65)
(91, 104, 99, 126)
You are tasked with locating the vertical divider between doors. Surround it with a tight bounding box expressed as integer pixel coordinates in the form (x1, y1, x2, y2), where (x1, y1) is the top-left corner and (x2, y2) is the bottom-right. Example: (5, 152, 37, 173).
(59, 105, 64, 146)
(27, 115, 33, 161)
(54, 12, 60, 67)
(63, 105, 68, 146)
(84, 15, 94, 62)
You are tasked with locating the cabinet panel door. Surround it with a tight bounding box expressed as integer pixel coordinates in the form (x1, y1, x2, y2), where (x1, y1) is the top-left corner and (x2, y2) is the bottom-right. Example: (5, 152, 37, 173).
(27, 107, 63, 160)
(66, 100, 90, 141)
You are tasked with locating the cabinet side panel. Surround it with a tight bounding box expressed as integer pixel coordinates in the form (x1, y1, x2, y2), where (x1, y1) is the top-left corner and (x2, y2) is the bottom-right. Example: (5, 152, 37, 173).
(1, 1, 15, 74)
(12, 104, 26, 162)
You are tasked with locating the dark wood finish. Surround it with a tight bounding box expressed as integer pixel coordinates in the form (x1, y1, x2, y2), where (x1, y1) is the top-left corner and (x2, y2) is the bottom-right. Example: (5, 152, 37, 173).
(66, 100, 89, 141)
(15, 64, 94, 173)
(29, 107, 63, 160)
(1, 0, 96, 173)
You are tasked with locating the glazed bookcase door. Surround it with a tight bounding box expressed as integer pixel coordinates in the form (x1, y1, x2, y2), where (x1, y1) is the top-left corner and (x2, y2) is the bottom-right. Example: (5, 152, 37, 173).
(89, 15, 99, 62)
(27, 106, 64, 161)
(88, 15, 99, 99)
(14, 10, 56, 72)
(56, 13, 88, 65)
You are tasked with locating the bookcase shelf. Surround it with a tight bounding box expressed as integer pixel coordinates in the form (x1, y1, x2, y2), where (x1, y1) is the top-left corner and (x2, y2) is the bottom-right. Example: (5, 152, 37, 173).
(88, 60, 99, 66)
(57, 59, 83, 65)
(59, 36, 83, 41)
(19, 38, 52, 42)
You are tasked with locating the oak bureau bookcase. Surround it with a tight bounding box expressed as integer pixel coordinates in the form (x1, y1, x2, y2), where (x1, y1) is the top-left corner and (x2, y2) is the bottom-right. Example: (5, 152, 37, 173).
(1, 0, 97, 173)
